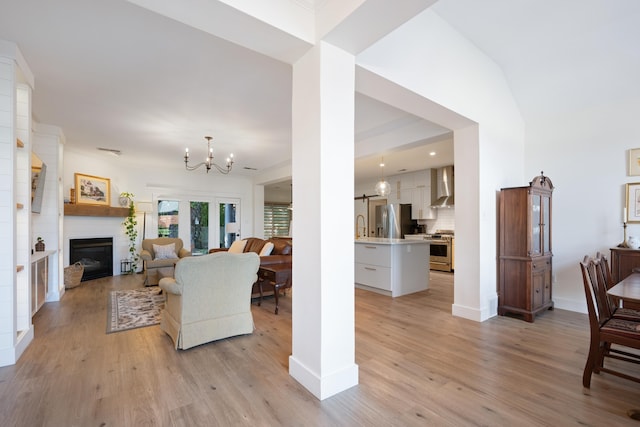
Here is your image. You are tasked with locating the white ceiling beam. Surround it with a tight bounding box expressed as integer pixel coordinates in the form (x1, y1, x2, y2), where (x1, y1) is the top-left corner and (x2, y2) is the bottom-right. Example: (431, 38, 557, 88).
(319, 0, 437, 55)
(126, 0, 314, 64)
(0, 40, 34, 88)
(355, 65, 474, 131)
(126, 0, 438, 64)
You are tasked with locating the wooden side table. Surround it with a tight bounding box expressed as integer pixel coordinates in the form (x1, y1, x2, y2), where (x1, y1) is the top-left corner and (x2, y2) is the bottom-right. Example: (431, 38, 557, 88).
(610, 247, 640, 283)
(258, 264, 292, 314)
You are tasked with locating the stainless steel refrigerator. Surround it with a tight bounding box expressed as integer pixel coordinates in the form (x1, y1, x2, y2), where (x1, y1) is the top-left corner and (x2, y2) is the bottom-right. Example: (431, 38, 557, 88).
(374, 204, 415, 239)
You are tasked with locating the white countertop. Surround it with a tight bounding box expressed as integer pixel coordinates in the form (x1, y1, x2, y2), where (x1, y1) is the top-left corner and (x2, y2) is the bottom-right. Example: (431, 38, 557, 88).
(32, 249, 56, 262)
(355, 237, 431, 245)
(404, 234, 428, 241)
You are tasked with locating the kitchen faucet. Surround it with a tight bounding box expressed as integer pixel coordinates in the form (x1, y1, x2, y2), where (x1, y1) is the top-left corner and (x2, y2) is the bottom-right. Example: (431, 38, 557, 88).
(355, 214, 366, 239)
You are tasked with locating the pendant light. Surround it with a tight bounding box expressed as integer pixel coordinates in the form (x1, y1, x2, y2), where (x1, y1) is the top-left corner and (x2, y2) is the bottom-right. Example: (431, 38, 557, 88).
(375, 157, 391, 197)
(184, 136, 234, 174)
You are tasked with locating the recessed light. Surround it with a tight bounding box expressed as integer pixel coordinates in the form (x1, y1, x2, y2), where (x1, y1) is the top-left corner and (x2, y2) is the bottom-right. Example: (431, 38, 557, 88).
(429, 152, 436, 156)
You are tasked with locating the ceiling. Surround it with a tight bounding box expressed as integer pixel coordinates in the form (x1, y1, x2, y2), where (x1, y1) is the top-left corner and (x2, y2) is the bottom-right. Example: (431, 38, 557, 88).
(432, 0, 640, 124)
(1, 1, 637, 191)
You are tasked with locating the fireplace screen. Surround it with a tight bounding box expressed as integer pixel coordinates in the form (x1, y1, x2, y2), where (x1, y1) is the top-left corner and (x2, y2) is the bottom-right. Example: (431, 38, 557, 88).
(69, 237, 113, 281)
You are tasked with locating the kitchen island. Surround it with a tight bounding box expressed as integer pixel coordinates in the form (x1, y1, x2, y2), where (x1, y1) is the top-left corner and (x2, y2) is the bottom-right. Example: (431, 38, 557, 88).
(355, 238, 430, 297)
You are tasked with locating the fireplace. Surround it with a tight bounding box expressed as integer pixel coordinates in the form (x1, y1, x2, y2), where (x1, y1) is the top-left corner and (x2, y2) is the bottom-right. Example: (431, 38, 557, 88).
(69, 237, 113, 281)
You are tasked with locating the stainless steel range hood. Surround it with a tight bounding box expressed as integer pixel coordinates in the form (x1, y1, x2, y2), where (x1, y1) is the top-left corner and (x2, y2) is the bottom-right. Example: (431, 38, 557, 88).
(431, 165, 454, 208)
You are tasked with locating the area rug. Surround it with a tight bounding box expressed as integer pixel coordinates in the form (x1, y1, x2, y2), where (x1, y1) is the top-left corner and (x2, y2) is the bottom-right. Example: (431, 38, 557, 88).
(106, 287, 165, 334)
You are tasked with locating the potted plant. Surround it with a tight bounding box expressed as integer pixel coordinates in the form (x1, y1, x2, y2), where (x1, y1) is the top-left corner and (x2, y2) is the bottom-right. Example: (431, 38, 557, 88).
(35, 237, 45, 252)
(120, 192, 139, 274)
(119, 192, 130, 207)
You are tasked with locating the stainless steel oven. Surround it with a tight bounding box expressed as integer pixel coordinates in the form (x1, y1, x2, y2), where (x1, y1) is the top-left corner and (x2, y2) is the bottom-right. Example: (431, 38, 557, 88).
(428, 230, 454, 272)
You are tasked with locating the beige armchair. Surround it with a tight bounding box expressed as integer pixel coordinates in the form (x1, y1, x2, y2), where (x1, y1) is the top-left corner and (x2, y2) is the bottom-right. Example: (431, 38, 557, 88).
(158, 252, 260, 350)
(140, 237, 191, 286)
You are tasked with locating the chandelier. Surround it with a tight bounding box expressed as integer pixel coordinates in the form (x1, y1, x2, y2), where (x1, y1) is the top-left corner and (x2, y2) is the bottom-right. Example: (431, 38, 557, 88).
(374, 158, 390, 197)
(184, 136, 234, 174)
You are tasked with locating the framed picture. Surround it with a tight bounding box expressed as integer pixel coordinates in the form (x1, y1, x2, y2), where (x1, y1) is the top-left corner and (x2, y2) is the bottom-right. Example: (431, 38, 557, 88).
(74, 173, 110, 206)
(626, 182, 640, 223)
(630, 148, 640, 176)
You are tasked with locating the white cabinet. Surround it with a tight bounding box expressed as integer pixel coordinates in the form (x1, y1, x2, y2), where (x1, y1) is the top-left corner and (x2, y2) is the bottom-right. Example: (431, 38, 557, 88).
(397, 174, 414, 204)
(355, 240, 430, 297)
(411, 187, 437, 220)
(386, 176, 401, 204)
(31, 253, 50, 316)
(411, 170, 437, 220)
(355, 242, 391, 266)
(385, 174, 415, 205)
(400, 186, 413, 204)
(355, 243, 392, 290)
(355, 263, 392, 291)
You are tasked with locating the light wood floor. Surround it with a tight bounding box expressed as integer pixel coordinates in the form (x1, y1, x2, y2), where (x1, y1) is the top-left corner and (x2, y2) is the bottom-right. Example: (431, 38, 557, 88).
(1, 272, 640, 426)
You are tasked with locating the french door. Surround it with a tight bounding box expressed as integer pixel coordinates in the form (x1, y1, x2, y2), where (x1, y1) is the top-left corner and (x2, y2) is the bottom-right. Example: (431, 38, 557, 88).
(156, 197, 240, 253)
(217, 198, 240, 249)
(190, 201, 209, 255)
(189, 198, 241, 252)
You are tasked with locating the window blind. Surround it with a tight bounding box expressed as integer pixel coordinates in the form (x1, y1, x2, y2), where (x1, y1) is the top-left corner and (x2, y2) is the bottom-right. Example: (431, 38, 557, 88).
(264, 203, 291, 238)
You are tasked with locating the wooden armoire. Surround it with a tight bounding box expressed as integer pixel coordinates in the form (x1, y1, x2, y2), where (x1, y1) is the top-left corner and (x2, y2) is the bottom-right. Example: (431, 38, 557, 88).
(498, 172, 554, 322)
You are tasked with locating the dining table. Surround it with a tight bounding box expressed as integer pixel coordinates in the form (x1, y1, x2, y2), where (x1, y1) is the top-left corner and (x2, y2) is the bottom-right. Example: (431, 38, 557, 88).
(608, 272, 640, 310)
(607, 272, 640, 421)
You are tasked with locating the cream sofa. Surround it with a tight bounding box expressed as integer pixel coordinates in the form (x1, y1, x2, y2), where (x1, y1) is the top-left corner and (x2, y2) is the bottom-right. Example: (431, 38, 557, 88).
(140, 237, 191, 286)
(158, 252, 260, 350)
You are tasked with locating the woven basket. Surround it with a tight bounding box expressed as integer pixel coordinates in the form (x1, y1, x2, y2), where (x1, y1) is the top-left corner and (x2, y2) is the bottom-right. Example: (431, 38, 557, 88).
(64, 262, 84, 289)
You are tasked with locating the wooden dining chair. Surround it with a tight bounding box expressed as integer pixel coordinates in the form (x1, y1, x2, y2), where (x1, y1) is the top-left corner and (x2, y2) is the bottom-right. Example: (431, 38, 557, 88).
(596, 252, 640, 321)
(579, 255, 640, 390)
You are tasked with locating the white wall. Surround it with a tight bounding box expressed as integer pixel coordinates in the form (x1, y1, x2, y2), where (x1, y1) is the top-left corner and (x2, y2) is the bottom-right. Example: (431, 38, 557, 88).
(355, 6, 640, 315)
(356, 9, 524, 320)
(525, 96, 640, 313)
(62, 149, 255, 274)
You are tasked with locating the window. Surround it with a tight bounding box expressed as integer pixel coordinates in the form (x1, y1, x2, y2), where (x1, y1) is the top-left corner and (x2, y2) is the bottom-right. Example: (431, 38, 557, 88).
(158, 200, 179, 237)
(264, 204, 291, 239)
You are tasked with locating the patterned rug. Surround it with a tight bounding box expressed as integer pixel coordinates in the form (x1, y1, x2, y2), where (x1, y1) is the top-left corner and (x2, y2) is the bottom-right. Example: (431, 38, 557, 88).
(106, 287, 165, 334)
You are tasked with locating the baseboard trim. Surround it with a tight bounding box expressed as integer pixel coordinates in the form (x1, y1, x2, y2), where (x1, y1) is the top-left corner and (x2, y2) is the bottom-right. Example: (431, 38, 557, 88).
(553, 296, 586, 314)
(452, 302, 496, 322)
(289, 355, 359, 400)
(0, 326, 33, 367)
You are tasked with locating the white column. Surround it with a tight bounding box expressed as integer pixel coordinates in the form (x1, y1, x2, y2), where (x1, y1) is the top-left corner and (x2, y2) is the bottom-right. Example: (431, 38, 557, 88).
(0, 41, 34, 367)
(289, 41, 358, 400)
(15, 83, 31, 333)
(0, 55, 18, 366)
